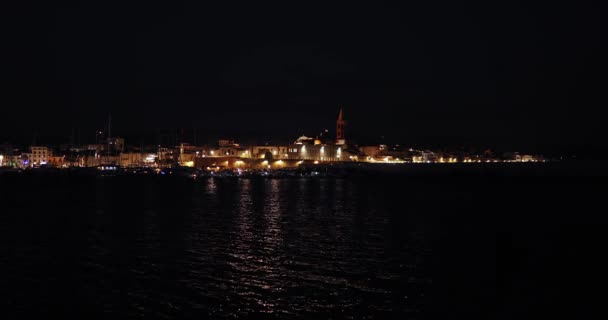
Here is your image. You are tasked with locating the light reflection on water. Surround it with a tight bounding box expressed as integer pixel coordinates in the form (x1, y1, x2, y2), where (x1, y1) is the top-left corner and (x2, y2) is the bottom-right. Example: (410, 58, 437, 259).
(1, 177, 431, 319)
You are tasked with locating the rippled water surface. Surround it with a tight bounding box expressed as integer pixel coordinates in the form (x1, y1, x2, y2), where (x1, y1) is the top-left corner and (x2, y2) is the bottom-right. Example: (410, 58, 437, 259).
(1, 176, 432, 318)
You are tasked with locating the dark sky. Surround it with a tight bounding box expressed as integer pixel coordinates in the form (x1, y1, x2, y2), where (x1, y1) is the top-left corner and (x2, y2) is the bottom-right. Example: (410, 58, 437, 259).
(1, 1, 606, 153)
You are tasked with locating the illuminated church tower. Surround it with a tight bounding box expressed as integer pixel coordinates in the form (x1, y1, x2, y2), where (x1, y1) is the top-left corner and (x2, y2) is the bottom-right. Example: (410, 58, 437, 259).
(336, 107, 346, 145)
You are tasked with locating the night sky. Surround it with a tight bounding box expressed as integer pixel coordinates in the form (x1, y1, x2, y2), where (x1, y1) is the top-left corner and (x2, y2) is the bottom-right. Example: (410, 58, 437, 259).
(1, 1, 605, 154)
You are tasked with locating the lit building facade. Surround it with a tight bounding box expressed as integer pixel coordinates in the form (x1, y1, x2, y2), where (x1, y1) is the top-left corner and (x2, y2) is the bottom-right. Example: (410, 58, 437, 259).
(47, 156, 65, 167)
(359, 146, 383, 158)
(29, 146, 52, 166)
(286, 144, 344, 162)
(245, 146, 290, 160)
(119, 152, 146, 167)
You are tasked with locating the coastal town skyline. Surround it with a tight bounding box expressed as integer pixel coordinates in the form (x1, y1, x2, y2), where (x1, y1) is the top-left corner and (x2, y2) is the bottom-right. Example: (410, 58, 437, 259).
(1, 107, 550, 170)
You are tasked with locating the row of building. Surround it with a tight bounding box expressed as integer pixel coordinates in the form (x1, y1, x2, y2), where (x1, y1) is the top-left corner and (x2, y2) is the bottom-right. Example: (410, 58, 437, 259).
(0, 108, 544, 169)
(0, 142, 544, 170)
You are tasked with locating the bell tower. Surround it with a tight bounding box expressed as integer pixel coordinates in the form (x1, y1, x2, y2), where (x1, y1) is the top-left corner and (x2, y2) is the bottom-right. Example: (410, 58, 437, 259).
(336, 107, 346, 145)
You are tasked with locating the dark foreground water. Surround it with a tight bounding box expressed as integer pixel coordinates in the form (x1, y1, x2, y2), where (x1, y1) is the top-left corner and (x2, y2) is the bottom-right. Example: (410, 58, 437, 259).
(1, 166, 607, 319)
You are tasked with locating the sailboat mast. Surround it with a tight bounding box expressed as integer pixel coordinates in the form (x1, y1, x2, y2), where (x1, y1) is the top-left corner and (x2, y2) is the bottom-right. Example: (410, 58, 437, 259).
(106, 113, 112, 163)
